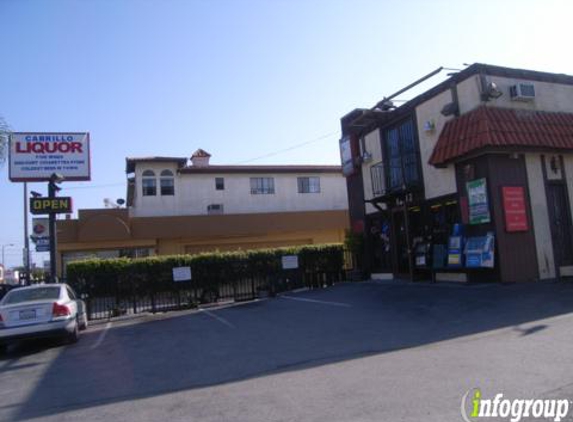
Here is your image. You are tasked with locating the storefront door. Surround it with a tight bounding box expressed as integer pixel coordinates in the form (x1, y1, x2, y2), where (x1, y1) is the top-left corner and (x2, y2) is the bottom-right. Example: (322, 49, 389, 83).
(547, 183, 573, 267)
(391, 208, 411, 278)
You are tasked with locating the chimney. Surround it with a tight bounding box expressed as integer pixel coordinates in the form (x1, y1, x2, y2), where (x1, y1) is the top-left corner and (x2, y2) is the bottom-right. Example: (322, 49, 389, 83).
(191, 149, 211, 167)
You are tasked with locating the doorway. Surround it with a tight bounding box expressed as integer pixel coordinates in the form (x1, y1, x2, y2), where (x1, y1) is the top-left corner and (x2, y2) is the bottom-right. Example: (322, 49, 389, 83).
(391, 208, 411, 277)
(547, 183, 573, 267)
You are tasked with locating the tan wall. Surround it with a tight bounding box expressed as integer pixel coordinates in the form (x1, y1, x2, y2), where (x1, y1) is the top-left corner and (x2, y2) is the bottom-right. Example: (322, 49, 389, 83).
(57, 209, 348, 276)
(456, 74, 573, 115)
(415, 89, 458, 199)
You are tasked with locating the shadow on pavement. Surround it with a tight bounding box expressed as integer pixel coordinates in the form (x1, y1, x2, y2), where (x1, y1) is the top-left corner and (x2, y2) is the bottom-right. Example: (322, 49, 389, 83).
(9, 280, 573, 420)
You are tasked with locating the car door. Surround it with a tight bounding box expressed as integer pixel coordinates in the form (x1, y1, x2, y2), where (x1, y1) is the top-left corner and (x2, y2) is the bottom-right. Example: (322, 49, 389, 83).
(66, 286, 83, 318)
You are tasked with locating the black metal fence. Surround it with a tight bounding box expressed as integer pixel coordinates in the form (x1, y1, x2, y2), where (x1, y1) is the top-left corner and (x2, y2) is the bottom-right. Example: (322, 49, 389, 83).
(68, 263, 345, 321)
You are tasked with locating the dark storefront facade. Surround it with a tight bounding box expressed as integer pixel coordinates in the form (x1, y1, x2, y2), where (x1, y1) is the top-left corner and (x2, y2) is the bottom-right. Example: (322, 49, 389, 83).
(340, 63, 573, 283)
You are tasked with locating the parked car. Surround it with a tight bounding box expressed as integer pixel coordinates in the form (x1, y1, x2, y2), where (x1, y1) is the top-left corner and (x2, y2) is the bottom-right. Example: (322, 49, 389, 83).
(0, 283, 88, 351)
(0, 284, 16, 301)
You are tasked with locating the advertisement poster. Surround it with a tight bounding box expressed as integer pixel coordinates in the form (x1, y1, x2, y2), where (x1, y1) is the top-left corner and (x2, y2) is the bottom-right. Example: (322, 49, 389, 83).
(502, 186, 528, 232)
(339, 135, 354, 176)
(467, 178, 491, 225)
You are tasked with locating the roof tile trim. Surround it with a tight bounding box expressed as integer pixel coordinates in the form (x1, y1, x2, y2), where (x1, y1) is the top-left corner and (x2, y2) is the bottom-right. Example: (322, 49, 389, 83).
(429, 106, 573, 166)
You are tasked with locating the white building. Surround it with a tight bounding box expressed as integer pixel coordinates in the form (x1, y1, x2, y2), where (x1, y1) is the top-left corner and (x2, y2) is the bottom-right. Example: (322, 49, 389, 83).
(127, 149, 349, 218)
(57, 149, 349, 272)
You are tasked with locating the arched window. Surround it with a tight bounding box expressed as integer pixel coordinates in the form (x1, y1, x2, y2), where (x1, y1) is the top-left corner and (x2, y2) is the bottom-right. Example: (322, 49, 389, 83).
(160, 169, 175, 196)
(142, 170, 157, 196)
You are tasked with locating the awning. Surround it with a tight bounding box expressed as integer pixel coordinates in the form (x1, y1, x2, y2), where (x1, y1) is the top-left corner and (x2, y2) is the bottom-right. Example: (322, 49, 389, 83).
(429, 106, 573, 166)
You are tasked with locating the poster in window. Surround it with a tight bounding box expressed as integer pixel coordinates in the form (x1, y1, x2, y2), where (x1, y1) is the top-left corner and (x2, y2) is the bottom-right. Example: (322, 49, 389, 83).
(502, 186, 528, 232)
(467, 178, 491, 225)
(340, 136, 354, 176)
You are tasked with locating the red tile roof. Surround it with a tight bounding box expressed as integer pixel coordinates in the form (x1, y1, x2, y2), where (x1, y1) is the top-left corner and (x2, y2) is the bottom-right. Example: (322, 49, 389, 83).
(429, 106, 573, 166)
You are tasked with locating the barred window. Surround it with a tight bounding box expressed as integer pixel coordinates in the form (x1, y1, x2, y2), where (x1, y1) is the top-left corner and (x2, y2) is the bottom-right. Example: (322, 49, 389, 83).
(297, 177, 321, 193)
(250, 177, 275, 194)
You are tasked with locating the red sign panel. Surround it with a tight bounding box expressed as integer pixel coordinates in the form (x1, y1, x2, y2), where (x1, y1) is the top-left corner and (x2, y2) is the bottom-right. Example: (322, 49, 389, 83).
(502, 186, 528, 232)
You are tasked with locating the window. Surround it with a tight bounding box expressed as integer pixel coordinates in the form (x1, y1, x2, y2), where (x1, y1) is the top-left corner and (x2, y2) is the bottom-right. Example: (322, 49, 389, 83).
(207, 204, 224, 214)
(160, 170, 175, 196)
(66, 287, 77, 300)
(215, 177, 225, 190)
(250, 177, 275, 194)
(142, 170, 156, 196)
(370, 162, 386, 196)
(384, 119, 420, 191)
(298, 177, 321, 193)
(4, 287, 61, 304)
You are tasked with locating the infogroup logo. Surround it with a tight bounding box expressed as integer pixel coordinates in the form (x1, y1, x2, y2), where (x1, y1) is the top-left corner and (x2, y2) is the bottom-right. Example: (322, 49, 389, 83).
(461, 388, 570, 422)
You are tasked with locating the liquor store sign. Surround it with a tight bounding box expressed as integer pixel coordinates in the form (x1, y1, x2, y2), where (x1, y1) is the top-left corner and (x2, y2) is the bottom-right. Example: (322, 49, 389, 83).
(9, 132, 91, 182)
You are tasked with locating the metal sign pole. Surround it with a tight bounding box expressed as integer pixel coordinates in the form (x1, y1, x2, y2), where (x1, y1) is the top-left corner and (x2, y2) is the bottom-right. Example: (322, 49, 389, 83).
(23, 181, 30, 284)
(48, 179, 57, 283)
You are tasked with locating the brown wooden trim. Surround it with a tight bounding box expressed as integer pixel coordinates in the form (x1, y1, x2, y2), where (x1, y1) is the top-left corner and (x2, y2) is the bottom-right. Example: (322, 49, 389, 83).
(58, 209, 349, 244)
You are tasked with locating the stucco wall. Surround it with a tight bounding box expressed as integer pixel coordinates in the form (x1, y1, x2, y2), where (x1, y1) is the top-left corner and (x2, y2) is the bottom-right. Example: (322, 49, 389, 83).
(130, 163, 348, 218)
(525, 153, 555, 279)
(456, 74, 573, 115)
(415, 89, 458, 199)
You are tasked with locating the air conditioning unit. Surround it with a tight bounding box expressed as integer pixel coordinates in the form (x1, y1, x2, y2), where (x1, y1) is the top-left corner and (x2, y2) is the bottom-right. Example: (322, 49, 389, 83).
(509, 82, 535, 102)
(207, 204, 224, 215)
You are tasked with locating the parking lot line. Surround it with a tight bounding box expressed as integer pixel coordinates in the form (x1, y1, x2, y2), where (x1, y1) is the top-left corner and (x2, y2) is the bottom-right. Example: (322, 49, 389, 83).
(90, 322, 112, 350)
(280, 295, 351, 308)
(200, 309, 235, 328)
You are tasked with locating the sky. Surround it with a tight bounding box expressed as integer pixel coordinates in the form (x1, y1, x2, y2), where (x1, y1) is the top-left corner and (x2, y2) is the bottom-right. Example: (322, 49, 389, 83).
(1, 0, 572, 270)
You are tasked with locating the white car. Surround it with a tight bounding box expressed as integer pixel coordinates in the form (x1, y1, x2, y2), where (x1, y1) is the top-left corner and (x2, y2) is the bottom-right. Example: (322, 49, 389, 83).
(0, 283, 88, 351)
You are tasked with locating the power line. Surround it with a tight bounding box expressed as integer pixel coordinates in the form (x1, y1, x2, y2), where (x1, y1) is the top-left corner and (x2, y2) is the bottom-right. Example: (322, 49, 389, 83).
(235, 131, 339, 164)
(63, 183, 125, 190)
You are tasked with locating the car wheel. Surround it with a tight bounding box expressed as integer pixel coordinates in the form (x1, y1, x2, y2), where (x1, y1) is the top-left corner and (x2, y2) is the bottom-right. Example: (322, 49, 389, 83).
(79, 313, 88, 331)
(67, 319, 80, 344)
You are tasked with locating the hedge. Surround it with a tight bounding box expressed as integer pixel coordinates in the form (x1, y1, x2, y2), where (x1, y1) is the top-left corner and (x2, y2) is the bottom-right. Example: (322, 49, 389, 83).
(66, 244, 344, 292)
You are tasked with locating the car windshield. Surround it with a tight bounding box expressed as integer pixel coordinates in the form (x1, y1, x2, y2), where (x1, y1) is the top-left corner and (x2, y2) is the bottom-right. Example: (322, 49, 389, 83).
(2, 287, 61, 305)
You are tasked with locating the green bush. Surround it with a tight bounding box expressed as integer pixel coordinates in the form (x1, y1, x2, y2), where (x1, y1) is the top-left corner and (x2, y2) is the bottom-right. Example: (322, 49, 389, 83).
(66, 243, 344, 292)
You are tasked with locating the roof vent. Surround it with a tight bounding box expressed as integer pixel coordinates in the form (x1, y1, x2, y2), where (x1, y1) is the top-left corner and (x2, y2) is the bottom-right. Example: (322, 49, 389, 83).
(510, 82, 535, 102)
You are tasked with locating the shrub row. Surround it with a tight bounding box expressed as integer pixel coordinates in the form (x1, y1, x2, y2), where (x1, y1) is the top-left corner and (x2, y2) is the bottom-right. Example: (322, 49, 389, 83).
(66, 244, 344, 293)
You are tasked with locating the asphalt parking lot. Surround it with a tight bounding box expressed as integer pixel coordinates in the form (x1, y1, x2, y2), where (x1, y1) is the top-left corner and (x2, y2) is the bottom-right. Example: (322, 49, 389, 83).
(2, 280, 573, 422)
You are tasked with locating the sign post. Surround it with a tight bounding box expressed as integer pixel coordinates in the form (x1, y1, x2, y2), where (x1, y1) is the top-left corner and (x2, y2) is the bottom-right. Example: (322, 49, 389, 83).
(9, 132, 90, 283)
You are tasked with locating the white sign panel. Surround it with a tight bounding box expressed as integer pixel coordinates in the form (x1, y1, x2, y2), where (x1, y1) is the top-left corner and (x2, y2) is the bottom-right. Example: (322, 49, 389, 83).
(172, 266, 192, 282)
(281, 255, 299, 270)
(9, 132, 91, 182)
(32, 217, 50, 238)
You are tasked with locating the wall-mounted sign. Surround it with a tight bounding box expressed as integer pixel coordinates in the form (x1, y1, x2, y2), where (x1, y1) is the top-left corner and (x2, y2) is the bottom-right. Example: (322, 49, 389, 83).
(340, 135, 354, 176)
(30, 197, 73, 214)
(35, 237, 51, 253)
(502, 186, 528, 232)
(32, 217, 50, 237)
(467, 178, 491, 225)
(281, 255, 299, 270)
(9, 132, 91, 182)
(172, 266, 192, 282)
